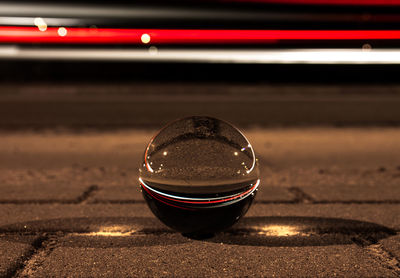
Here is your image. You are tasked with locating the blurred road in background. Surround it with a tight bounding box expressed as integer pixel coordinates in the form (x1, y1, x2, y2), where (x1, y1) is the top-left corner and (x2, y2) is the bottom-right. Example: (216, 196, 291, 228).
(2, 82, 400, 128)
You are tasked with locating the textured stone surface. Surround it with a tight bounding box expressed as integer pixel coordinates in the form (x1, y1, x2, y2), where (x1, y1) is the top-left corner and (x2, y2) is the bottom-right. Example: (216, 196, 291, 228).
(0, 235, 36, 277)
(91, 186, 143, 203)
(0, 183, 91, 203)
(248, 204, 400, 230)
(0, 204, 154, 231)
(0, 204, 398, 232)
(381, 235, 400, 261)
(301, 184, 400, 202)
(255, 186, 295, 202)
(33, 239, 397, 277)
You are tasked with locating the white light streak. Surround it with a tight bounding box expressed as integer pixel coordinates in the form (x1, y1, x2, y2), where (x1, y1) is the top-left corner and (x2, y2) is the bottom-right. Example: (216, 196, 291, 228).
(34, 17, 45, 26)
(1, 48, 400, 64)
(139, 177, 260, 202)
(0, 17, 81, 26)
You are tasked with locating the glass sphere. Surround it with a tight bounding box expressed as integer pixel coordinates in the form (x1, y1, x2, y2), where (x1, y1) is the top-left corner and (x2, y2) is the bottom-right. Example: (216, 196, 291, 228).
(139, 116, 259, 236)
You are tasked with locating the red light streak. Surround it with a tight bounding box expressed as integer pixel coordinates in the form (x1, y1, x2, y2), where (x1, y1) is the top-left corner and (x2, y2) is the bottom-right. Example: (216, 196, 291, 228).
(1, 27, 400, 44)
(140, 181, 258, 205)
(141, 184, 195, 210)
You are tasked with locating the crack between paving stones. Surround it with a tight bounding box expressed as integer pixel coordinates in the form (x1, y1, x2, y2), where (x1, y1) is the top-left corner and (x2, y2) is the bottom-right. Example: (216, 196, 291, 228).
(12, 234, 60, 278)
(75, 185, 99, 204)
(287, 187, 315, 203)
(366, 243, 400, 276)
(351, 235, 400, 276)
(3, 235, 47, 278)
(0, 185, 99, 205)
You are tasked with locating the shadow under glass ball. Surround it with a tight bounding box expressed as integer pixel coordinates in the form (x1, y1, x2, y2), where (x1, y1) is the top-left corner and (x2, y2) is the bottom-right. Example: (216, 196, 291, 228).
(139, 116, 260, 237)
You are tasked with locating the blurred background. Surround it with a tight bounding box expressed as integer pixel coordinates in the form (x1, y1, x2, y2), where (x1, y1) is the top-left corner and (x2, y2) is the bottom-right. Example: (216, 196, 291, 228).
(1, 0, 400, 129)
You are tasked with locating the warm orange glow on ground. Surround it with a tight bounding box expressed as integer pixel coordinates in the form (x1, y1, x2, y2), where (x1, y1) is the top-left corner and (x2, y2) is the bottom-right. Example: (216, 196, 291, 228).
(75, 225, 136, 237)
(256, 225, 308, 236)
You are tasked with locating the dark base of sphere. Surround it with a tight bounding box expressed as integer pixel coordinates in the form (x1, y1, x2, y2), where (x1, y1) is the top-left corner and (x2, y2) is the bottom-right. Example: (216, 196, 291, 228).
(142, 190, 256, 236)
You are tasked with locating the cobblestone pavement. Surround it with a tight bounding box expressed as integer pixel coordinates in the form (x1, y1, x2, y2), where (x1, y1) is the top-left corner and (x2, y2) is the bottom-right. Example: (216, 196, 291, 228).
(0, 128, 399, 277)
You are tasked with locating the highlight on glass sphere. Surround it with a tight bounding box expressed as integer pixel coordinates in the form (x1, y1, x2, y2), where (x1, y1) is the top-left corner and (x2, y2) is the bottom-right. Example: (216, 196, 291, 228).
(139, 116, 260, 237)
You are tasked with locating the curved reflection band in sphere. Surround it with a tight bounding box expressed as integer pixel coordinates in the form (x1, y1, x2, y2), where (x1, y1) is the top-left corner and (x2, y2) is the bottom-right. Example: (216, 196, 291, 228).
(139, 116, 260, 236)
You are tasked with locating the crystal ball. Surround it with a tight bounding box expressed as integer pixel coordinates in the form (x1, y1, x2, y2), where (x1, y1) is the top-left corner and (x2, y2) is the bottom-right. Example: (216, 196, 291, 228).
(139, 116, 259, 236)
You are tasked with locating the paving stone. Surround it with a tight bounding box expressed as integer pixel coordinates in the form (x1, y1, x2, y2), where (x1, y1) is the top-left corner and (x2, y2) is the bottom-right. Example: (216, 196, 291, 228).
(381, 234, 400, 261)
(32, 237, 397, 277)
(0, 183, 91, 203)
(0, 204, 154, 231)
(0, 204, 398, 233)
(247, 204, 400, 231)
(248, 128, 400, 169)
(255, 186, 294, 202)
(0, 208, 394, 250)
(301, 184, 400, 202)
(2, 128, 400, 184)
(0, 235, 36, 277)
(91, 186, 143, 202)
(228, 216, 394, 247)
(0, 167, 139, 189)
(0, 203, 396, 277)
(0, 132, 148, 170)
(0, 216, 166, 235)
(259, 167, 400, 188)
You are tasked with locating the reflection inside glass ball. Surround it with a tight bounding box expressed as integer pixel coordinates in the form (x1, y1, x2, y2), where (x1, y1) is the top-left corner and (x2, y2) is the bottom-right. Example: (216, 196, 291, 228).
(139, 116, 260, 236)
